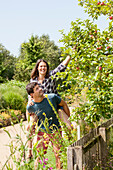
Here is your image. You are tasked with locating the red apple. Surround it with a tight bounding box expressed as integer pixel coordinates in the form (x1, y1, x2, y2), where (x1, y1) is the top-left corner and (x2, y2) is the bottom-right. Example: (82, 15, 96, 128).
(99, 46, 102, 49)
(99, 66, 102, 70)
(76, 67, 79, 70)
(101, 2, 105, 5)
(97, 1, 101, 5)
(107, 46, 110, 49)
(106, 38, 109, 41)
(109, 16, 113, 20)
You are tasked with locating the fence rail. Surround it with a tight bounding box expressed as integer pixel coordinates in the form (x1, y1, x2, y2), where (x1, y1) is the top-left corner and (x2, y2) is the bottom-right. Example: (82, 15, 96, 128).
(67, 117, 113, 170)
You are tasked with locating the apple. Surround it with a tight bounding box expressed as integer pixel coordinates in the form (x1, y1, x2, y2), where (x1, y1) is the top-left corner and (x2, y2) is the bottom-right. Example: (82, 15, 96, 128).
(106, 38, 109, 41)
(109, 16, 113, 20)
(97, 1, 101, 5)
(76, 67, 79, 70)
(99, 46, 102, 49)
(99, 66, 102, 70)
(101, 2, 105, 5)
(107, 46, 110, 49)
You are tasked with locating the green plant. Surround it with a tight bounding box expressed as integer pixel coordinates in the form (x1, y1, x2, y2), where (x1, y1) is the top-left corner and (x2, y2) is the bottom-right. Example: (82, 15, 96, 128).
(3, 92, 26, 113)
(0, 81, 28, 113)
(56, 0, 113, 127)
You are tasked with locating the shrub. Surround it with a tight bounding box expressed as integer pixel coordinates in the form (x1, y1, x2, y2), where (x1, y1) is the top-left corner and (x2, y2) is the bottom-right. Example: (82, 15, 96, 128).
(3, 92, 26, 113)
(0, 92, 7, 110)
(0, 80, 28, 99)
(0, 80, 28, 114)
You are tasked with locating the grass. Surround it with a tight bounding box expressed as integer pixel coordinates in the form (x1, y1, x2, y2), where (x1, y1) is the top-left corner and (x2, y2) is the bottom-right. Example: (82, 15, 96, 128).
(46, 144, 56, 169)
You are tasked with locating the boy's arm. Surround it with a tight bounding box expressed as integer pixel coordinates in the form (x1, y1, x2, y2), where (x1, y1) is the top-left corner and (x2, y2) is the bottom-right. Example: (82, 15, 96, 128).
(26, 109, 38, 132)
(58, 99, 70, 117)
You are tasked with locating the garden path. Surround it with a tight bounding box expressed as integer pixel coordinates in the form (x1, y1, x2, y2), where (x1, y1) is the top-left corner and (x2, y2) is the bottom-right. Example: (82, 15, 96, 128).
(0, 121, 28, 170)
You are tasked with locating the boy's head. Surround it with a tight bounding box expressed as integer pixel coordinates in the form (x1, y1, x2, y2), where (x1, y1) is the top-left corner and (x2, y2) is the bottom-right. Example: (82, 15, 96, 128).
(26, 82, 39, 95)
(26, 82, 44, 99)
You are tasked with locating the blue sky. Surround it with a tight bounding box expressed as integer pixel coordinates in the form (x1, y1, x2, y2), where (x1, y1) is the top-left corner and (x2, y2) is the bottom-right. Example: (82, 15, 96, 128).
(0, 0, 109, 57)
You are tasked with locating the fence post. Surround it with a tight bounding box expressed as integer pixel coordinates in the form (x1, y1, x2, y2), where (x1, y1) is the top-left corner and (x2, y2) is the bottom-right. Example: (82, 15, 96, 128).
(99, 127, 108, 167)
(77, 125, 80, 140)
(67, 146, 74, 170)
(73, 146, 83, 170)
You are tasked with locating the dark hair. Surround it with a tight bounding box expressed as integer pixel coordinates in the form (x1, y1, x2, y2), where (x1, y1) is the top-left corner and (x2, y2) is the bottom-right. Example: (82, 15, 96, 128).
(31, 59, 49, 80)
(26, 82, 39, 95)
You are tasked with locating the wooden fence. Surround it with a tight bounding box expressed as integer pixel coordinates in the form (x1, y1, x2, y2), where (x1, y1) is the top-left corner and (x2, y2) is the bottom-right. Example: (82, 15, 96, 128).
(67, 117, 113, 170)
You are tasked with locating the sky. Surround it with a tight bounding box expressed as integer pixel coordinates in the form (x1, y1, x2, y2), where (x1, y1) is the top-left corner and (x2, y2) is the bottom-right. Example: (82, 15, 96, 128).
(0, 0, 109, 57)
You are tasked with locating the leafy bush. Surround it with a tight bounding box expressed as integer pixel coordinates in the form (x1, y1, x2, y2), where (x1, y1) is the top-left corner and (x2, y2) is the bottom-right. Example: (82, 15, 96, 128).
(0, 92, 7, 110)
(6, 80, 28, 90)
(0, 80, 28, 113)
(3, 92, 26, 113)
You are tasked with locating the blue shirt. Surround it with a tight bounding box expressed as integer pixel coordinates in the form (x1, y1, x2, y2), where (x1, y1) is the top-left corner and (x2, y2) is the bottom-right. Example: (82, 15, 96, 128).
(27, 94, 61, 133)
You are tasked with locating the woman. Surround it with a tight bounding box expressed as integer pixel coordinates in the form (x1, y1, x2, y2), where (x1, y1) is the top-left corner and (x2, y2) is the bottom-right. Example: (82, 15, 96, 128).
(30, 55, 71, 95)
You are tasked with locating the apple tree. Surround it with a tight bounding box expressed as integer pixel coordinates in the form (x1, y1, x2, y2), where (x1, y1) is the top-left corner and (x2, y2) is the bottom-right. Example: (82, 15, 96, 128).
(78, 0, 113, 20)
(57, 1, 113, 127)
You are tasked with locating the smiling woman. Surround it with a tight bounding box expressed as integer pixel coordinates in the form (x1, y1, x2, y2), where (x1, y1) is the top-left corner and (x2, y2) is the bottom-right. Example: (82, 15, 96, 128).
(30, 57, 71, 95)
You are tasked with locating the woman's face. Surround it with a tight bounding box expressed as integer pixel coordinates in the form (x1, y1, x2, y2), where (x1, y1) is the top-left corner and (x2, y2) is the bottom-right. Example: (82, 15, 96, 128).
(38, 62, 47, 76)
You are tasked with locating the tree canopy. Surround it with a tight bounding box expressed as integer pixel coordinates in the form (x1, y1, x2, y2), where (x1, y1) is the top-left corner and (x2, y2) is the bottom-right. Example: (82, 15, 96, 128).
(57, 0, 113, 126)
(14, 34, 61, 81)
(0, 44, 16, 83)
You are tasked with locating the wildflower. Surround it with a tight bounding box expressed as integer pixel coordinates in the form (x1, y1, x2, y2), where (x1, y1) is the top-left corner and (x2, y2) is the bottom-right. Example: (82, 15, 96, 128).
(43, 112, 46, 116)
(43, 133, 47, 138)
(45, 158, 48, 161)
(45, 144, 48, 147)
(43, 165, 46, 168)
(39, 160, 42, 164)
(43, 158, 48, 165)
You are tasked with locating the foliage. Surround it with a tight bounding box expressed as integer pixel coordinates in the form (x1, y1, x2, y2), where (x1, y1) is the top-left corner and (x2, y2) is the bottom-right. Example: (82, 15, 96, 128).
(6, 80, 27, 89)
(3, 92, 25, 111)
(14, 35, 61, 81)
(0, 110, 23, 127)
(0, 81, 27, 113)
(56, 0, 113, 126)
(78, 0, 113, 20)
(0, 43, 16, 83)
